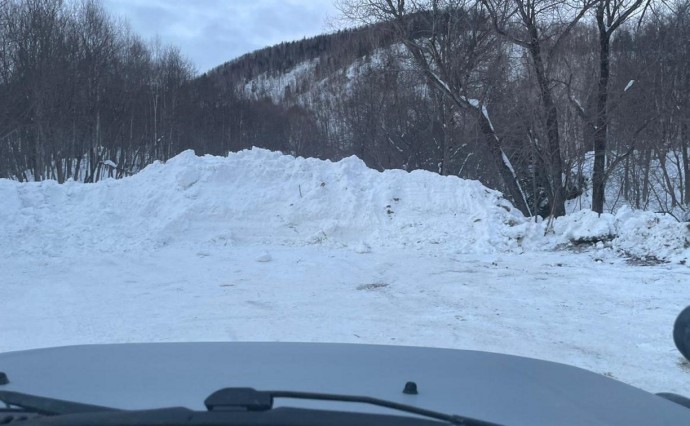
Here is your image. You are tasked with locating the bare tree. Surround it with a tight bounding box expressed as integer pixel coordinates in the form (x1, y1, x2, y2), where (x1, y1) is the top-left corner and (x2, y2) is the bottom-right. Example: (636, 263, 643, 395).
(338, 0, 532, 215)
(480, 0, 598, 217)
(0, 0, 194, 182)
(589, 0, 651, 212)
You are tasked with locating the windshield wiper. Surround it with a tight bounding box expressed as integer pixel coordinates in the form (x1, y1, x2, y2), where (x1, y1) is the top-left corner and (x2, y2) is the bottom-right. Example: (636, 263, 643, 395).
(204, 387, 503, 426)
(0, 391, 118, 415)
(0, 388, 501, 426)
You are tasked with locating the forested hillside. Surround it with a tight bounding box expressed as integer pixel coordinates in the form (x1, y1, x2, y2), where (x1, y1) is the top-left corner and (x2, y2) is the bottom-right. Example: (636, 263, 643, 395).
(1, 0, 689, 220)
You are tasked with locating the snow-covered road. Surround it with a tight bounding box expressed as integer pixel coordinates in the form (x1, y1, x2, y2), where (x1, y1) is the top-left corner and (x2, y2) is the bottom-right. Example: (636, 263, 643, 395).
(2, 244, 688, 394)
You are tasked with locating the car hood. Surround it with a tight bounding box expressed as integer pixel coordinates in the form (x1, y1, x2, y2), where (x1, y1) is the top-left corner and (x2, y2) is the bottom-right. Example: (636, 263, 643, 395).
(0, 342, 688, 425)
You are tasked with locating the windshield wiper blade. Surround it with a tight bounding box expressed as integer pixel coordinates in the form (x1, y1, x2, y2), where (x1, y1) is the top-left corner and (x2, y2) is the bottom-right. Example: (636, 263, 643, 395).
(204, 388, 503, 426)
(0, 391, 119, 415)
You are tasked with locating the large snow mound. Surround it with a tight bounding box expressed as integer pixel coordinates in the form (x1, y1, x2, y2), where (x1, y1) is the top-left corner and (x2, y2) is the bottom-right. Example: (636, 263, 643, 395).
(0, 149, 529, 256)
(2, 149, 688, 262)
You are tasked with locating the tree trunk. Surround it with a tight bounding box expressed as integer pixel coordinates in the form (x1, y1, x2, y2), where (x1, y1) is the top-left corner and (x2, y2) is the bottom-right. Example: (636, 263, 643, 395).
(527, 130, 551, 216)
(623, 154, 631, 202)
(528, 37, 565, 217)
(476, 109, 531, 216)
(56, 154, 64, 183)
(657, 147, 679, 208)
(641, 147, 651, 208)
(682, 123, 690, 206)
(592, 17, 610, 214)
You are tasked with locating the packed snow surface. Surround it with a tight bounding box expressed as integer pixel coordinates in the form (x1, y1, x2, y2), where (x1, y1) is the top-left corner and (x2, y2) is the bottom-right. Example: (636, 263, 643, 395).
(1, 149, 689, 396)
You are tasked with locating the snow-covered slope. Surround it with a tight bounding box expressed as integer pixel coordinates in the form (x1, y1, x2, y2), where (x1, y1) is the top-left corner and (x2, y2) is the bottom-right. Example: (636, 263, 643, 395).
(242, 58, 320, 102)
(237, 46, 407, 107)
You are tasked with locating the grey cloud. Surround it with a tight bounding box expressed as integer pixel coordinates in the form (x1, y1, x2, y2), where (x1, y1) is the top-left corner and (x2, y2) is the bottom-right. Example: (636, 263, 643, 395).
(102, 0, 338, 73)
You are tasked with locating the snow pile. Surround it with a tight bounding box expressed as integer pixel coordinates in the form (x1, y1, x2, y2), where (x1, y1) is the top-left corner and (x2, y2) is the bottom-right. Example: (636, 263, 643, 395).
(0, 149, 528, 256)
(553, 210, 617, 243)
(552, 206, 690, 262)
(2, 148, 688, 263)
(613, 207, 690, 262)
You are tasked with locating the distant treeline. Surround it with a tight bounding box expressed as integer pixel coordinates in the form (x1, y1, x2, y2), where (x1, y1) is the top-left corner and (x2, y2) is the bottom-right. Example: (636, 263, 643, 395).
(0, 0, 196, 182)
(211, 23, 397, 83)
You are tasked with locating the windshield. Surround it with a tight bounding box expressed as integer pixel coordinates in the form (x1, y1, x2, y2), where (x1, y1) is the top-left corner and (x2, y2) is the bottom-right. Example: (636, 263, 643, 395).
(1, 0, 689, 425)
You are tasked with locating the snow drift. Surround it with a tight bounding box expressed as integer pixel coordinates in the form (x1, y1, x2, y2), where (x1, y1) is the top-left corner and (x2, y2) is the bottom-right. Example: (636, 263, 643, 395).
(0, 149, 528, 256)
(552, 208, 690, 263)
(1, 149, 688, 263)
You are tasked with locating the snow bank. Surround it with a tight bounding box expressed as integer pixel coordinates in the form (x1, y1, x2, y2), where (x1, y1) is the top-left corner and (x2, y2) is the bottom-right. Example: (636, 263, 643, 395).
(2, 149, 688, 263)
(0, 149, 528, 256)
(553, 210, 617, 243)
(552, 206, 690, 263)
(613, 207, 690, 262)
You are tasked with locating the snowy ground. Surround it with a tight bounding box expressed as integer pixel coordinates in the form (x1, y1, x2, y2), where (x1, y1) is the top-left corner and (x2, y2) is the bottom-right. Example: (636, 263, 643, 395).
(2, 149, 689, 395)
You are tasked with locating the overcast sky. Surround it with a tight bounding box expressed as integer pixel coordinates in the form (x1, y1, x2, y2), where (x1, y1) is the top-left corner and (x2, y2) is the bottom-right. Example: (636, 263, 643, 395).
(102, 0, 340, 74)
